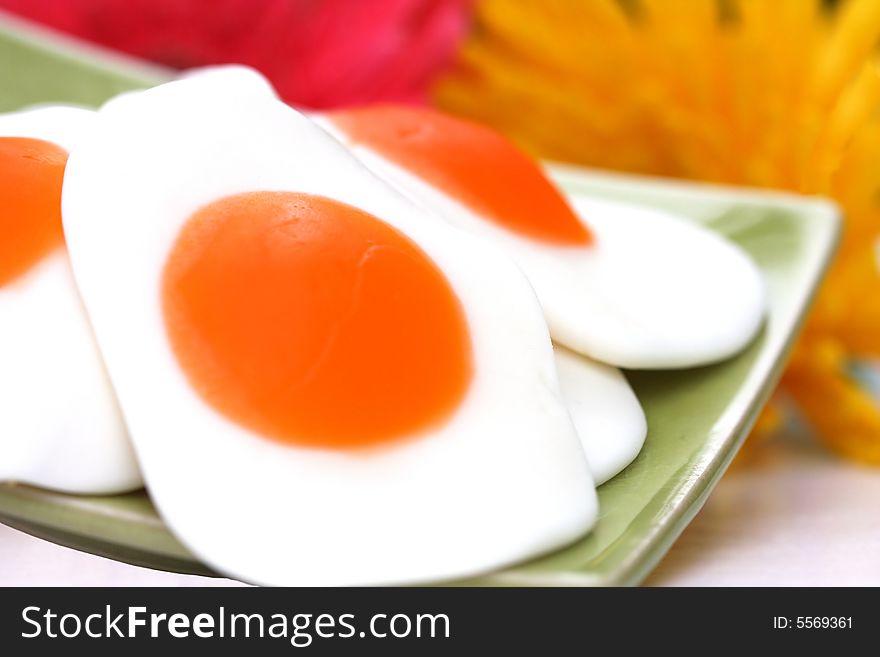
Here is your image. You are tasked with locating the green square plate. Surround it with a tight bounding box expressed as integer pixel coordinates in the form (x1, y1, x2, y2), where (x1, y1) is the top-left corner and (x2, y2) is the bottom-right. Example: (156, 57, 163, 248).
(0, 14, 840, 585)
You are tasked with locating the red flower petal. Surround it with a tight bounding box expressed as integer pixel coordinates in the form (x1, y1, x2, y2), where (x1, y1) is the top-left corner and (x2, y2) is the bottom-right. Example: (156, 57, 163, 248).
(0, 0, 473, 107)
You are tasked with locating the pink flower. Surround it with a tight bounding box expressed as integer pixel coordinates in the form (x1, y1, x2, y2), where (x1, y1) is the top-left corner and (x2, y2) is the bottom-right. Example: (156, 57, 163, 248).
(0, 0, 473, 107)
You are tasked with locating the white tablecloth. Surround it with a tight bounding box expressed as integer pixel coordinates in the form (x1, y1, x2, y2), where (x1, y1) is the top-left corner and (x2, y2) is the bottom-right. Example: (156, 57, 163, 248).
(2, 430, 878, 586)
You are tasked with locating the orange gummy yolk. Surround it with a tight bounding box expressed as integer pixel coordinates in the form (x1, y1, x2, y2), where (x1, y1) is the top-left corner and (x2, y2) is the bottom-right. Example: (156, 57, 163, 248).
(0, 137, 68, 287)
(162, 192, 474, 449)
(329, 105, 592, 246)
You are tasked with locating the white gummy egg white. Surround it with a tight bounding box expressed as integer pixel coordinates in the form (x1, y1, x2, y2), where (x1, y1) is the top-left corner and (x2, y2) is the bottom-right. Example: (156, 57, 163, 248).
(317, 108, 767, 370)
(61, 69, 597, 586)
(554, 347, 646, 484)
(0, 106, 141, 494)
(97, 65, 279, 118)
(178, 64, 279, 95)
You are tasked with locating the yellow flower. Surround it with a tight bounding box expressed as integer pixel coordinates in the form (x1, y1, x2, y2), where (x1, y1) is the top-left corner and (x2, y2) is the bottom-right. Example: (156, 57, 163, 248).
(435, 0, 880, 463)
